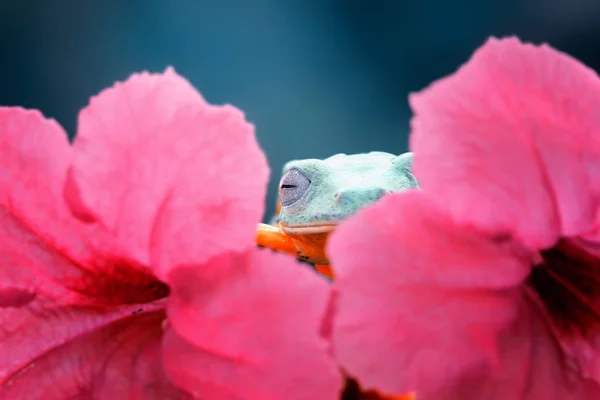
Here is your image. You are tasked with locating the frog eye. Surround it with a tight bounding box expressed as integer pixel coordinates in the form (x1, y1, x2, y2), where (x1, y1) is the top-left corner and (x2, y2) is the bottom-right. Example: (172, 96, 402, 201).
(279, 168, 311, 207)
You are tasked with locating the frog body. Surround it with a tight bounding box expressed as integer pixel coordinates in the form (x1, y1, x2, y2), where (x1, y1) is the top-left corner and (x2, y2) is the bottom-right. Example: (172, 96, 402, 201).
(256, 151, 419, 278)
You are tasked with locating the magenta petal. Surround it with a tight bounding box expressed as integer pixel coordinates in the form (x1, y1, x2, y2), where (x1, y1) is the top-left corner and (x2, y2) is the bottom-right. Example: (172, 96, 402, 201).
(327, 191, 600, 398)
(147, 103, 269, 279)
(0, 204, 184, 399)
(409, 37, 600, 250)
(0, 308, 189, 400)
(329, 192, 531, 290)
(66, 68, 269, 273)
(164, 249, 343, 400)
(0, 107, 94, 258)
(0, 107, 187, 397)
(0, 107, 102, 305)
(0, 108, 70, 206)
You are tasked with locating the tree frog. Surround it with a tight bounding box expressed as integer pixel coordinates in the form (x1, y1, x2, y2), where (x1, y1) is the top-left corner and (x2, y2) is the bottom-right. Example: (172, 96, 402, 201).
(256, 151, 419, 278)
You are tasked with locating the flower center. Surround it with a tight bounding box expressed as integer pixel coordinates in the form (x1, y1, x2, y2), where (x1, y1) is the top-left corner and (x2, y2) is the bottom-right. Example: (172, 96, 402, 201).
(341, 377, 414, 399)
(528, 238, 600, 336)
(67, 256, 170, 306)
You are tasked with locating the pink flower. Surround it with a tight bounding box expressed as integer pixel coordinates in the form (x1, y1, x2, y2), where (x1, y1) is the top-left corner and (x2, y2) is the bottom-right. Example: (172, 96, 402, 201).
(0, 68, 342, 399)
(327, 37, 600, 399)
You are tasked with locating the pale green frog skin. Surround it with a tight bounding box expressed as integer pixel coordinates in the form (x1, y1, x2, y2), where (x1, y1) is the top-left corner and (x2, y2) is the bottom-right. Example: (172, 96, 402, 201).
(274, 151, 419, 235)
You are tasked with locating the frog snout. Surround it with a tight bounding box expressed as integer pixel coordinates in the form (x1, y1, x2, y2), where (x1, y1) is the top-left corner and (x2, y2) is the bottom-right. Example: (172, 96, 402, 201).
(334, 187, 391, 207)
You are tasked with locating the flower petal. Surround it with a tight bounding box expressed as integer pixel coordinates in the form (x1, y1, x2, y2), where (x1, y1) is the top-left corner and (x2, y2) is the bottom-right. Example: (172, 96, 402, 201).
(65, 68, 269, 275)
(330, 192, 530, 290)
(328, 191, 600, 398)
(0, 107, 90, 255)
(0, 308, 190, 399)
(164, 249, 343, 400)
(0, 107, 97, 317)
(0, 205, 181, 398)
(0, 107, 182, 396)
(409, 37, 600, 250)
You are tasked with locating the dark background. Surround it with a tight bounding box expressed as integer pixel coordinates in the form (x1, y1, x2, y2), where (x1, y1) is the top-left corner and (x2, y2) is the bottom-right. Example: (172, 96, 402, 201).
(1, 0, 599, 217)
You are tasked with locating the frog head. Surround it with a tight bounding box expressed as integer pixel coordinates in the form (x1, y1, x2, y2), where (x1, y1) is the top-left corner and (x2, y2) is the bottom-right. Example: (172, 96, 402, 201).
(274, 151, 418, 235)
(256, 151, 419, 277)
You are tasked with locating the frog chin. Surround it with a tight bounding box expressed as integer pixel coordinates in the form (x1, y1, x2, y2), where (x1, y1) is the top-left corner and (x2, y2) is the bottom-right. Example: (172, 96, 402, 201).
(279, 222, 339, 235)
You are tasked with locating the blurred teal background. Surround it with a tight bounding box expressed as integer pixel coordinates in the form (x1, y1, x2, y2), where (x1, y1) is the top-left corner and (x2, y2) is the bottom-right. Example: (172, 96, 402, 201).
(1, 0, 599, 217)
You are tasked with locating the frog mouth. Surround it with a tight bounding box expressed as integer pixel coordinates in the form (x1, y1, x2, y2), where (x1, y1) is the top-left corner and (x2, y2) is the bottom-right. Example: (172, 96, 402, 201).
(279, 222, 339, 235)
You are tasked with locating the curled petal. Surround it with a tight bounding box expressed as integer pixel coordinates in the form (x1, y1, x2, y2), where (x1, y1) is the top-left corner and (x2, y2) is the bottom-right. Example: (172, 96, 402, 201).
(409, 37, 600, 250)
(65, 68, 269, 276)
(164, 249, 343, 400)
